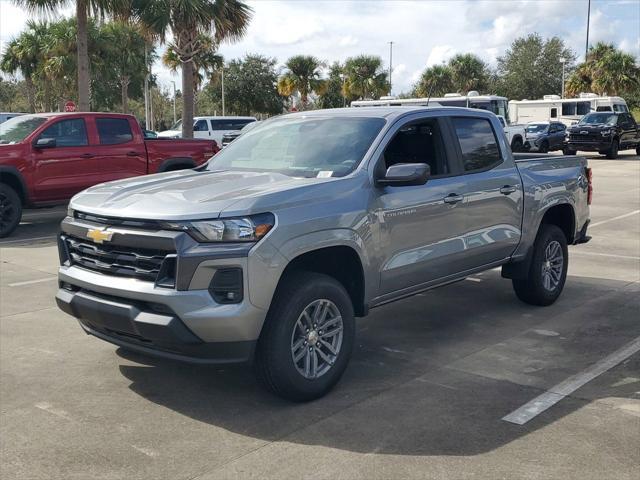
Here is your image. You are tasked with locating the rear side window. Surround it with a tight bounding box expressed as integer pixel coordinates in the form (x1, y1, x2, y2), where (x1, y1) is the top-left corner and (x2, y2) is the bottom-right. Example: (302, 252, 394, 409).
(39, 118, 88, 147)
(96, 118, 133, 145)
(452, 117, 501, 173)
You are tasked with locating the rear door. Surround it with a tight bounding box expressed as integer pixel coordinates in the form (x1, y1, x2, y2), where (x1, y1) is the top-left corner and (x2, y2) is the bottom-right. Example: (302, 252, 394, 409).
(550, 122, 566, 150)
(93, 116, 147, 182)
(32, 117, 100, 200)
(619, 114, 637, 148)
(373, 114, 470, 296)
(449, 115, 523, 267)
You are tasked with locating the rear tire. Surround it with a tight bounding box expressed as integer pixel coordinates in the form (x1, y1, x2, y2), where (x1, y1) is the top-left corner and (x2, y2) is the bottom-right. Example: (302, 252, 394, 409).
(512, 224, 568, 306)
(606, 139, 619, 159)
(636, 146, 639, 156)
(0, 184, 22, 238)
(254, 271, 355, 402)
(511, 137, 523, 152)
(563, 147, 577, 155)
(538, 141, 549, 153)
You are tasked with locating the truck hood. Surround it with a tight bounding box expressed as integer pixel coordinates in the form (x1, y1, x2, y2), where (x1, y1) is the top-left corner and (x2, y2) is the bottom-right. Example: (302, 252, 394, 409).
(568, 124, 610, 133)
(69, 169, 338, 220)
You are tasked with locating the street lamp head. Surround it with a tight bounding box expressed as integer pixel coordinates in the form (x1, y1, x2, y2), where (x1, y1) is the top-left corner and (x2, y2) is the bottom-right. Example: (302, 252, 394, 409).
(560, 57, 566, 64)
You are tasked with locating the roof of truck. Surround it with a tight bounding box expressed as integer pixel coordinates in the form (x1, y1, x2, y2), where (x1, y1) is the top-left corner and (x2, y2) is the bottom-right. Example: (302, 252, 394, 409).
(282, 106, 492, 121)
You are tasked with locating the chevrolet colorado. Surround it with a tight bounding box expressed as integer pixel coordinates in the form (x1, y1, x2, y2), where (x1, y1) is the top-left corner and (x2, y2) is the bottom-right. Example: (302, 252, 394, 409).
(56, 107, 592, 401)
(0, 112, 219, 237)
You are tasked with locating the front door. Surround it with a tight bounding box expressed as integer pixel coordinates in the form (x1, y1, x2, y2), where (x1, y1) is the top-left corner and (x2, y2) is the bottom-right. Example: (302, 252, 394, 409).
(449, 116, 523, 267)
(373, 117, 469, 296)
(32, 118, 101, 201)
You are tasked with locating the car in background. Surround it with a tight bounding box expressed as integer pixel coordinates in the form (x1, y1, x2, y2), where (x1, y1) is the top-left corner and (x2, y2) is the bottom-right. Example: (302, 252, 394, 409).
(158, 116, 256, 145)
(220, 120, 261, 147)
(497, 115, 525, 152)
(565, 112, 640, 159)
(0, 112, 26, 124)
(523, 121, 568, 153)
(0, 112, 219, 237)
(143, 129, 158, 139)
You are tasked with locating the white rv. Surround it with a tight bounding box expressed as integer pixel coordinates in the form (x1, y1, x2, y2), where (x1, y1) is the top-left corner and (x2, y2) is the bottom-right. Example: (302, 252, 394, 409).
(509, 93, 628, 127)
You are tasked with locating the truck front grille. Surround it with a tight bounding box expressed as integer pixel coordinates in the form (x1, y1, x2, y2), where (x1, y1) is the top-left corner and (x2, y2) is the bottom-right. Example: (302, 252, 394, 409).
(569, 133, 600, 142)
(62, 235, 175, 284)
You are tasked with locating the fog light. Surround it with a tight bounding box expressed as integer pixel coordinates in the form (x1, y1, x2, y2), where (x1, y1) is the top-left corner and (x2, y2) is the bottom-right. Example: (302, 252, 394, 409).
(209, 268, 243, 304)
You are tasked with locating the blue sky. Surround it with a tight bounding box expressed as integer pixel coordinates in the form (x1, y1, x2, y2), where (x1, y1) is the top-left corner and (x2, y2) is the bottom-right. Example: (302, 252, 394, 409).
(1, 0, 638, 95)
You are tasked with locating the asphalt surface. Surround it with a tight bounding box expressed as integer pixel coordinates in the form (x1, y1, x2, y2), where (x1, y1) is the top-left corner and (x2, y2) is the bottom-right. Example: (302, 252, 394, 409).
(1, 150, 639, 480)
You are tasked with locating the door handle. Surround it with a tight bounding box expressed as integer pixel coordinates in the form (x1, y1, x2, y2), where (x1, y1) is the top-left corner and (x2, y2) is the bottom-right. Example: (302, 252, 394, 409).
(126, 151, 139, 156)
(500, 185, 517, 195)
(443, 193, 464, 204)
(80, 153, 94, 158)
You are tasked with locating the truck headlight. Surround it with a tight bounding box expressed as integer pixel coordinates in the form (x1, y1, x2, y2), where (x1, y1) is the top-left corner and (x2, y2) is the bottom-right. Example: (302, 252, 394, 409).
(601, 129, 612, 137)
(168, 213, 275, 243)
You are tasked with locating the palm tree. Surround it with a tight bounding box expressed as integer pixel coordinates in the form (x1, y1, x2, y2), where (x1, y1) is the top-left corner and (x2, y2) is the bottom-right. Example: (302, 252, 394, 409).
(343, 55, 389, 100)
(132, 0, 252, 138)
(277, 55, 325, 109)
(102, 21, 147, 113)
(414, 64, 454, 98)
(162, 34, 223, 93)
(0, 21, 45, 112)
(565, 43, 640, 97)
(448, 53, 488, 93)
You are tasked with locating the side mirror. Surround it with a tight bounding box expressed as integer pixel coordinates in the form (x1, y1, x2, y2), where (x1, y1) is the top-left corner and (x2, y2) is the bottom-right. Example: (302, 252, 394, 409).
(34, 137, 56, 149)
(376, 163, 430, 187)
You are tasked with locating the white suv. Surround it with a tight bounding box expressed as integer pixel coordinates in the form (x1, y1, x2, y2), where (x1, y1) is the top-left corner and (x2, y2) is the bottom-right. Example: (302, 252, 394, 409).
(158, 116, 256, 145)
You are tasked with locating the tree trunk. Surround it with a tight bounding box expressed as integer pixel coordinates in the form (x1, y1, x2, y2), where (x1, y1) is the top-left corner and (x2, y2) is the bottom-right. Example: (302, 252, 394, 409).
(182, 59, 195, 138)
(25, 76, 36, 113)
(121, 77, 129, 113)
(76, 0, 90, 111)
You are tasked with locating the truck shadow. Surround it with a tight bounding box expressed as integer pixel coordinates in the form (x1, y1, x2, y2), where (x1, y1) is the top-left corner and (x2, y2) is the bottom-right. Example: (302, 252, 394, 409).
(0, 207, 66, 248)
(116, 271, 640, 456)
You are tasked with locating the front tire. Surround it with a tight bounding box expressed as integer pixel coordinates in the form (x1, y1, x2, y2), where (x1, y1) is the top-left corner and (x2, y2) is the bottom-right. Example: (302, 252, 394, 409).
(512, 224, 568, 306)
(511, 137, 523, 152)
(254, 271, 355, 401)
(563, 147, 577, 155)
(606, 139, 619, 159)
(0, 184, 22, 238)
(538, 141, 549, 153)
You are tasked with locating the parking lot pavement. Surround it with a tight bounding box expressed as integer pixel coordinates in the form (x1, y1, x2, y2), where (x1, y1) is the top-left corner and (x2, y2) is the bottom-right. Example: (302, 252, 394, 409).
(1, 153, 638, 480)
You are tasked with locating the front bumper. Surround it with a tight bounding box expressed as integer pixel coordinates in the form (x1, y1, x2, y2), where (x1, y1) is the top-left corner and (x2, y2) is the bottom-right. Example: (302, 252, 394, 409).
(56, 286, 256, 363)
(567, 139, 611, 152)
(55, 215, 278, 364)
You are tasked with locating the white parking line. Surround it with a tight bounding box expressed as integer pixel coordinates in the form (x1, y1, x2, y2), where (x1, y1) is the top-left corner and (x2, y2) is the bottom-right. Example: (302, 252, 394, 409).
(465, 277, 482, 282)
(8, 277, 57, 287)
(502, 336, 640, 425)
(571, 250, 640, 260)
(590, 210, 640, 228)
(0, 235, 56, 246)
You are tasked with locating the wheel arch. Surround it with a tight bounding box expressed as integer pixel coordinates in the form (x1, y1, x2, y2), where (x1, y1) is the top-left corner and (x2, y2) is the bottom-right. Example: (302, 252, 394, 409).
(157, 157, 197, 173)
(0, 166, 28, 204)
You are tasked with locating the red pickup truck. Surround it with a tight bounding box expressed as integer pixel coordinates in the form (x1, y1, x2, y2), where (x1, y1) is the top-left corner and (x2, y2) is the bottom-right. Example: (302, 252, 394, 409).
(0, 112, 219, 237)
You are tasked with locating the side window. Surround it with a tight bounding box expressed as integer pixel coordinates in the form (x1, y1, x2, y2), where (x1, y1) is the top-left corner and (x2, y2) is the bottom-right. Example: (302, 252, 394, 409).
(576, 102, 591, 115)
(38, 118, 88, 147)
(96, 118, 133, 145)
(562, 103, 576, 116)
(452, 117, 502, 173)
(194, 120, 209, 132)
(550, 107, 558, 118)
(383, 119, 450, 176)
(596, 106, 612, 112)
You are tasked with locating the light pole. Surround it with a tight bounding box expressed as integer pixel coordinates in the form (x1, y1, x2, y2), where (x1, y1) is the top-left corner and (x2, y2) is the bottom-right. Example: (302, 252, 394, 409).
(171, 81, 177, 125)
(388, 41, 394, 95)
(560, 57, 566, 98)
(221, 65, 225, 116)
(339, 73, 346, 107)
(585, 0, 591, 60)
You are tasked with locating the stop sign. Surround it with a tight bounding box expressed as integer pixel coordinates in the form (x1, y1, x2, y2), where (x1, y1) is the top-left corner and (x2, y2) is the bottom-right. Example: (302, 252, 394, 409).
(64, 101, 76, 112)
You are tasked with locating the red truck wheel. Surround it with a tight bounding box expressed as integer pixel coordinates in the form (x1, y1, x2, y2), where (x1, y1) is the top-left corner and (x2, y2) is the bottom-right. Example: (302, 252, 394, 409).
(0, 184, 22, 238)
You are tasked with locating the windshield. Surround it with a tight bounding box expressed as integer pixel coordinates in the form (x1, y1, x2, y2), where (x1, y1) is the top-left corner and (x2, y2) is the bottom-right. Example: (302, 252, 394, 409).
(526, 124, 548, 134)
(0, 115, 47, 144)
(207, 116, 385, 178)
(579, 113, 618, 126)
(169, 120, 182, 130)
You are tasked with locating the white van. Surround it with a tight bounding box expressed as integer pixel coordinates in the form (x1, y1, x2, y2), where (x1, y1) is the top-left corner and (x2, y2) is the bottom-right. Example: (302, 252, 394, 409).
(0, 112, 25, 124)
(509, 94, 628, 127)
(158, 116, 256, 145)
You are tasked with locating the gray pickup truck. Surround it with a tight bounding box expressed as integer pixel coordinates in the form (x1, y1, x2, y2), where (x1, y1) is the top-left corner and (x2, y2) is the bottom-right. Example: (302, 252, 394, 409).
(56, 107, 592, 401)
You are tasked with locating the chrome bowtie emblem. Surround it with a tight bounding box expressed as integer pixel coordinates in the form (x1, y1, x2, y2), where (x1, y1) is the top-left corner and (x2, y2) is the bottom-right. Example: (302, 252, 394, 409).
(86, 228, 114, 244)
